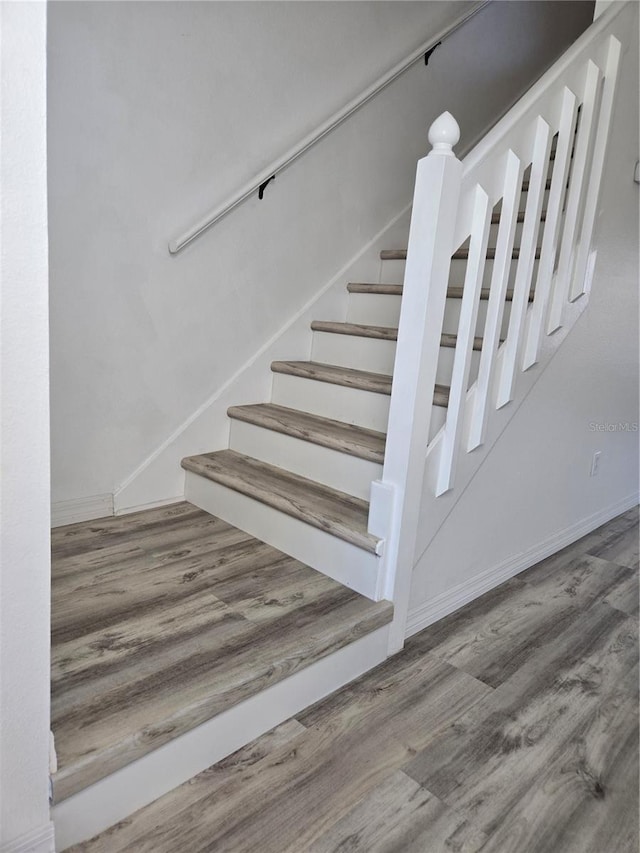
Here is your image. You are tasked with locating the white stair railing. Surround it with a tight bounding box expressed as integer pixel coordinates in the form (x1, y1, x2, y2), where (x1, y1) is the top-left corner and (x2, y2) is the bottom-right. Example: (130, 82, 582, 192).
(375, 1, 631, 652)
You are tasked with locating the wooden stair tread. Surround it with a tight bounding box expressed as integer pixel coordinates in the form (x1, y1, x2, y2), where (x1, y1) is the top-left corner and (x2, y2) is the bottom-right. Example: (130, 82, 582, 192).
(271, 360, 393, 395)
(445, 286, 534, 302)
(381, 248, 541, 261)
(491, 211, 546, 224)
(348, 283, 533, 302)
(311, 321, 397, 341)
(51, 503, 393, 800)
(181, 450, 381, 554)
(348, 283, 403, 295)
(271, 361, 449, 407)
(310, 321, 483, 352)
(227, 403, 386, 464)
(522, 177, 553, 191)
(452, 247, 541, 261)
(441, 333, 484, 351)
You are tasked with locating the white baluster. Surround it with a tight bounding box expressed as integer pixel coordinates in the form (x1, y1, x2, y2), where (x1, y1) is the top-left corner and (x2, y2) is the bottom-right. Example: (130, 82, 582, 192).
(569, 36, 622, 301)
(497, 116, 552, 409)
(547, 60, 602, 332)
(468, 149, 523, 450)
(436, 184, 491, 495)
(523, 86, 578, 370)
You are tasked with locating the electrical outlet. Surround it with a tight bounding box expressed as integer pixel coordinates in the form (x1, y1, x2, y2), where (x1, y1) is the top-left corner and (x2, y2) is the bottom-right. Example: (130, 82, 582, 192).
(590, 451, 601, 477)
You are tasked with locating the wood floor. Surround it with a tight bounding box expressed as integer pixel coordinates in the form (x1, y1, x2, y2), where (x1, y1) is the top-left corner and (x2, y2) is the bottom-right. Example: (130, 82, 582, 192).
(67, 506, 639, 852)
(51, 503, 393, 801)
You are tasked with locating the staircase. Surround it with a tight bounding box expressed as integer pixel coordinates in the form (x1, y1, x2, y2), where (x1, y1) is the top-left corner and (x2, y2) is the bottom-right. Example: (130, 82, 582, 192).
(50, 4, 632, 849)
(181, 192, 546, 603)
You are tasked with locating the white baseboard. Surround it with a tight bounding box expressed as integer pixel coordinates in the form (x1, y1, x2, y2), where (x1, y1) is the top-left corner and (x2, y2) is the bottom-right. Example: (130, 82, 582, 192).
(51, 494, 188, 527)
(115, 495, 184, 516)
(50, 494, 113, 528)
(406, 491, 639, 638)
(51, 625, 389, 851)
(0, 823, 55, 853)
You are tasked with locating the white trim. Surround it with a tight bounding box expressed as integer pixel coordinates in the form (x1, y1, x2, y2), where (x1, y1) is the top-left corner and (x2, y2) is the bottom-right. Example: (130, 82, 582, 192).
(50, 494, 113, 528)
(0, 823, 55, 853)
(406, 492, 639, 638)
(115, 495, 184, 516)
(51, 625, 389, 851)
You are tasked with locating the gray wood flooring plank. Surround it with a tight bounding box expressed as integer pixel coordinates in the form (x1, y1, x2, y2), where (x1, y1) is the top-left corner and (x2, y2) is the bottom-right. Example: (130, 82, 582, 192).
(54, 586, 391, 799)
(52, 590, 234, 688)
(584, 512, 639, 570)
(477, 679, 639, 853)
(403, 602, 637, 840)
(51, 503, 210, 558)
(307, 770, 488, 853)
(412, 553, 635, 688)
(602, 569, 639, 616)
(72, 724, 410, 853)
(535, 506, 639, 571)
(52, 515, 247, 579)
(65, 719, 308, 853)
(52, 536, 284, 642)
(298, 643, 492, 754)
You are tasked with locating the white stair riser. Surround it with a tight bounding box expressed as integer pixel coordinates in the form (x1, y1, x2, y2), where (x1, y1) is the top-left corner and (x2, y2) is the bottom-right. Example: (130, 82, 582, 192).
(312, 332, 396, 375)
(185, 471, 382, 600)
(271, 373, 391, 433)
(346, 293, 402, 327)
(495, 186, 551, 215)
(450, 258, 515, 290)
(442, 297, 513, 338)
(381, 256, 540, 289)
(311, 331, 480, 389)
(346, 288, 515, 335)
(428, 404, 448, 442)
(228, 419, 382, 501)
(463, 221, 526, 248)
(380, 258, 405, 285)
(436, 346, 481, 387)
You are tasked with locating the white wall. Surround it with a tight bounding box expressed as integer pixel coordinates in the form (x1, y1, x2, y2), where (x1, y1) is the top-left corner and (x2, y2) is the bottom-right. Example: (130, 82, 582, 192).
(48, 0, 595, 509)
(409, 6, 639, 624)
(0, 3, 54, 851)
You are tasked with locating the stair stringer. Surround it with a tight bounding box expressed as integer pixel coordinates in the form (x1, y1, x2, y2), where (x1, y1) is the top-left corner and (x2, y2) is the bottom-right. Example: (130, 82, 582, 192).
(113, 206, 412, 515)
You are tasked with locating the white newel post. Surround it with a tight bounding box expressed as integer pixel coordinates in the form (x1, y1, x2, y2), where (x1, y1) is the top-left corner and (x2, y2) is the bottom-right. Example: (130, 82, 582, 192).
(370, 112, 462, 653)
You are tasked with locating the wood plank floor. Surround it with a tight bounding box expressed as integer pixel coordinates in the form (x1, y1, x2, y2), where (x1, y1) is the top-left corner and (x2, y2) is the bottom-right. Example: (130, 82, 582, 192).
(66, 505, 639, 852)
(51, 503, 393, 802)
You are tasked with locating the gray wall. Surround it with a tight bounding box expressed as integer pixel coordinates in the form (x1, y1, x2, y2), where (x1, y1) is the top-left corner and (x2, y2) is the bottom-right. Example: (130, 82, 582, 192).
(47, 1, 595, 505)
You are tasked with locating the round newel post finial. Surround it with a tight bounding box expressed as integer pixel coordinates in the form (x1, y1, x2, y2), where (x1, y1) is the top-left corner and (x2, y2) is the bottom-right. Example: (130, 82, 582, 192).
(428, 111, 460, 156)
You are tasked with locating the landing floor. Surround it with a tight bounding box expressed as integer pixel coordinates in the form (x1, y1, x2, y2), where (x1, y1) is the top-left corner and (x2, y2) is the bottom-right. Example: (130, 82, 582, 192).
(67, 505, 638, 852)
(51, 502, 392, 801)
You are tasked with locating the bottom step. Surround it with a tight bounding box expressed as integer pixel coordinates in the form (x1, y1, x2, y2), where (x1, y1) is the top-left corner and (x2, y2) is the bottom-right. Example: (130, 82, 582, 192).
(51, 504, 392, 847)
(182, 450, 386, 599)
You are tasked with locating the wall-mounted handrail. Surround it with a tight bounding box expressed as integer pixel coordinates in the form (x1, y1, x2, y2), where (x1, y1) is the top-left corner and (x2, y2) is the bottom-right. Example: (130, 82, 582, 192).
(168, 1, 490, 255)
